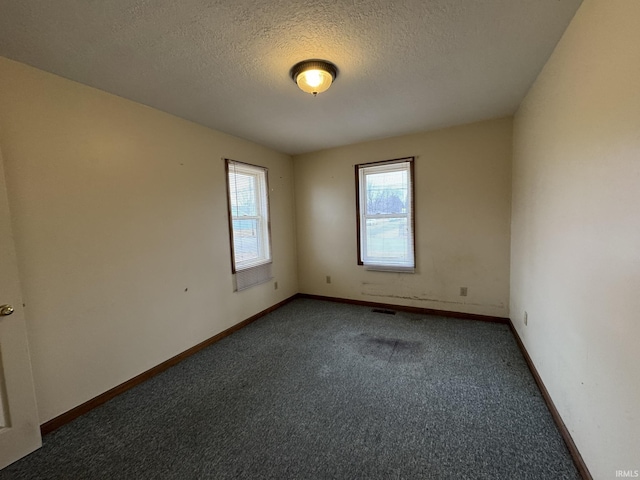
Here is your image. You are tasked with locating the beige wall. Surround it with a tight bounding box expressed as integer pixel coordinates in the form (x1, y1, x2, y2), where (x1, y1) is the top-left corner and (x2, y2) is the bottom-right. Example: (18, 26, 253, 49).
(510, 1, 640, 478)
(294, 118, 512, 318)
(0, 57, 298, 423)
(6, 4, 637, 472)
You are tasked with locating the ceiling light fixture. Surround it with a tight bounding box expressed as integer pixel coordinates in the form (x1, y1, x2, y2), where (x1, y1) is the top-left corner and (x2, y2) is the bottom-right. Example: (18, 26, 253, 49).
(290, 60, 338, 96)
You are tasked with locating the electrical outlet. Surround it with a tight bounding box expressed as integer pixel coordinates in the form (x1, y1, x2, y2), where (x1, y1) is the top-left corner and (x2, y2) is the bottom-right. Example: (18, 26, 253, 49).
(460, 287, 468, 297)
(326, 275, 331, 284)
(524, 311, 528, 326)
(274, 281, 278, 290)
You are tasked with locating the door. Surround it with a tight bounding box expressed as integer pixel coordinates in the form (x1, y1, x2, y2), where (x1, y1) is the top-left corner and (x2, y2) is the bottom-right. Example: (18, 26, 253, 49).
(0, 146, 41, 469)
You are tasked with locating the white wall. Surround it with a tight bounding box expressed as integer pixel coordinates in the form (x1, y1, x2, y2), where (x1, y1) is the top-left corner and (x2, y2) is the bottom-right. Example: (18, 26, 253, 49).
(0, 57, 298, 423)
(510, 1, 640, 478)
(294, 118, 512, 318)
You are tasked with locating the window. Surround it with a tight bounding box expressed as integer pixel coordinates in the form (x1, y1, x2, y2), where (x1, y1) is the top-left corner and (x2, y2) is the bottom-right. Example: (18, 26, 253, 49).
(356, 157, 415, 272)
(225, 159, 272, 290)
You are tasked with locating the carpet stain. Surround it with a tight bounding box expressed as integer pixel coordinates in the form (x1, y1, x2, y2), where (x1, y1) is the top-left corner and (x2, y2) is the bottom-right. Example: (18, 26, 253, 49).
(355, 334, 423, 363)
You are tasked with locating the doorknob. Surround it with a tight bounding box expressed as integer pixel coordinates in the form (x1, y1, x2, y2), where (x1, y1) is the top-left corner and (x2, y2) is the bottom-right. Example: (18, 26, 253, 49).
(0, 304, 14, 316)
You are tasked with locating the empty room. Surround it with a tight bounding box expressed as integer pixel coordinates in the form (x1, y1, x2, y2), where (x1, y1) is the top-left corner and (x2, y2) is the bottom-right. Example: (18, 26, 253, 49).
(0, 0, 638, 479)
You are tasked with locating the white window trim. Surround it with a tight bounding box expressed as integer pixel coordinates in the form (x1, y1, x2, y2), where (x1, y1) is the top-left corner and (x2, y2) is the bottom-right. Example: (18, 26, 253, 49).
(225, 159, 272, 277)
(356, 158, 415, 272)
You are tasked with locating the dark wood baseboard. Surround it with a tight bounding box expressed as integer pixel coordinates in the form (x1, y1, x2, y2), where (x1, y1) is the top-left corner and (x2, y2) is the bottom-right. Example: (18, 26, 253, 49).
(301, 293, 591, 479)
(508, 321, 592, 480)
(40, 294, 297, 436)
(297, 293, 509, 324)
(40, 292, 591, 480)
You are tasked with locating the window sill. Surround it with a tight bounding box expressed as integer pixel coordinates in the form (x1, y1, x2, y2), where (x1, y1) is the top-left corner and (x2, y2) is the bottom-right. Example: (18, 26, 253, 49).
(363, 264, 415, 273)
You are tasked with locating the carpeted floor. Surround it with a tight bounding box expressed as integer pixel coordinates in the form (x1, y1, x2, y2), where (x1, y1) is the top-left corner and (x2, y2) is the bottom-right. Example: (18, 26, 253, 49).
(1, 299, 580, 479)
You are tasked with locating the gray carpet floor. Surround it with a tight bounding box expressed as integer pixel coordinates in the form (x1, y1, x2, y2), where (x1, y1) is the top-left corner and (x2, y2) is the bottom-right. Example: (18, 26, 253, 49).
(1, 298, 580, 479)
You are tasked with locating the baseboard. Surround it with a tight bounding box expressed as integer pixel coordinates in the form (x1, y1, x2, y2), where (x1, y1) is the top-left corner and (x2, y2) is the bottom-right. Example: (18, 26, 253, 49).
(40, 292, 592, 480)
(297, 293, 509, 324)
(40, 294, 297, 436)
(300, 294, 590, 478)
(508, 321, 593, 480)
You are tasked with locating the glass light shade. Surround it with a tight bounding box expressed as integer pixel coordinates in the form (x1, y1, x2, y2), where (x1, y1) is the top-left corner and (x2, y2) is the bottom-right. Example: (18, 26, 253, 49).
(290, 60, 338, 96)
(296, 69, 333, 95)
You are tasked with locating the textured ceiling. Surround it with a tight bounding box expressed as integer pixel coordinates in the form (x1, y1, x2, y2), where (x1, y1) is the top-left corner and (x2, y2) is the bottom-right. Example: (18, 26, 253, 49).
(0, 0, 581, 154)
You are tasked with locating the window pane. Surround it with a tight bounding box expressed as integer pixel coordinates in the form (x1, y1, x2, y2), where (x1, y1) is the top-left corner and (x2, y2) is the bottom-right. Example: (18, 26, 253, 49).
(365, 217, 409, 260)
(229, 173, 257, 217)
(226, 159, 273, 280)
(365, 170, 407, 215)
(232, 218, 260, 263)
(357, 158, 414, 269)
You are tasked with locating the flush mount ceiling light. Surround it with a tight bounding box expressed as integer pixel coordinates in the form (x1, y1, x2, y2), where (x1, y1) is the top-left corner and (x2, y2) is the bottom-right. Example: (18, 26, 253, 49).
(290, 60, 338, 96)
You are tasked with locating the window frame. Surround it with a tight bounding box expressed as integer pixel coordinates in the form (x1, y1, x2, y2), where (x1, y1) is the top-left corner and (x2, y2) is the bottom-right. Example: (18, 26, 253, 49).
(225, 159, 272, 274)
(355, 157, 416, 271)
